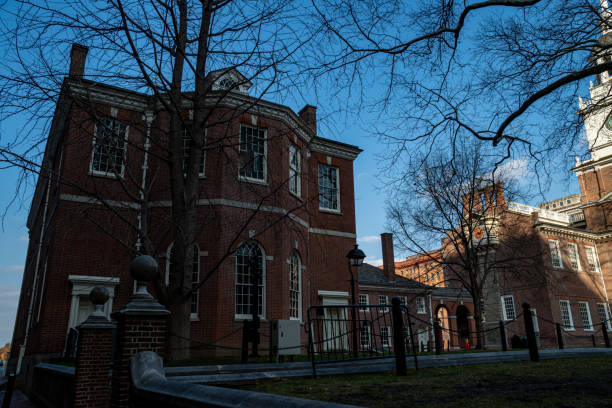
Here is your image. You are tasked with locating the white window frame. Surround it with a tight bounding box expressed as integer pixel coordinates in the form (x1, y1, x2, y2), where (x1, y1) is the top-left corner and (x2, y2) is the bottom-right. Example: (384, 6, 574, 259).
(578, 301, 593, 331)
(289, 144, 301, 197)
(359, 324, 371, 349)
(380, 326, 391, 348)
(597, 303, 612, 331)
(567, 243, 580, 271)
(358, 294, 369, 312)
(182, 125, 206, 177)
(378, 295, 389, 312)
(238, 124, 267, 183)
(559, 300, 575, 331)
(289, 252, 302, 321)
(501, 295, 516, 321)
(166, 243, 201, 321)
(318, 164, 340, 212)
(89, 118, 129, 177)
(585, 246, 601, 273)
(530, 308, 539, 334)
(549, 240, 563, 269)
(235, 241, 266, 320)
(416, 296, 426, 314)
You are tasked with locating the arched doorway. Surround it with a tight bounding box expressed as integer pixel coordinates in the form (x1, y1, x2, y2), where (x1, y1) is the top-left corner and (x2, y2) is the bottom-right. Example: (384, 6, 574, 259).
(436, 306, 451, 351)
(456, 305, 470, 349)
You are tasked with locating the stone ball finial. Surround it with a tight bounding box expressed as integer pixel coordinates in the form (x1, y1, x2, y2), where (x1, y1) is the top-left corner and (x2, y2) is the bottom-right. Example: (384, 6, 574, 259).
(89, 286, 109, 306)
(130, 255, 159, 282)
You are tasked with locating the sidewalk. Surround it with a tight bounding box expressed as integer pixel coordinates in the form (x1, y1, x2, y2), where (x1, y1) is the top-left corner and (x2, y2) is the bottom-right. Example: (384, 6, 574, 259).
(0, 389, 37, 408)
(165, 347, 612, 385)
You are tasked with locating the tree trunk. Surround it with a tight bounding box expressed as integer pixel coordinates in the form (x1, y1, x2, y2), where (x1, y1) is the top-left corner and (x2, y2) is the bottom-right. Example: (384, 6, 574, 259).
(168, 299, 191, 362)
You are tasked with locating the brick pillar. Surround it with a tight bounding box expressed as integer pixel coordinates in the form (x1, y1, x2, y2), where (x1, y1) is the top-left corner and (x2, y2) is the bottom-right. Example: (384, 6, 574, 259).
(74, 287, 116, 408)
(110, 255, 169, 408)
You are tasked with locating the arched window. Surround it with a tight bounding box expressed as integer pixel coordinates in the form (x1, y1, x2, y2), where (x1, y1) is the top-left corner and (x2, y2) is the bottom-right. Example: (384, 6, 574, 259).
(289, 252, 301, 320)
(166, 243, 200, 319)
(235, 241, 265, 318)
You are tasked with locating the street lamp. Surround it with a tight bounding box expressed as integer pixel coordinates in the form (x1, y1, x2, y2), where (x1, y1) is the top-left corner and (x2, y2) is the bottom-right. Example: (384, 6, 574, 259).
(346, 244, 365, 358)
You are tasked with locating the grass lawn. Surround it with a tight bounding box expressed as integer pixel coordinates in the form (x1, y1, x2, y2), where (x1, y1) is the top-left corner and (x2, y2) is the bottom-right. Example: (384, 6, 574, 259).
(244, 355, 612, 407)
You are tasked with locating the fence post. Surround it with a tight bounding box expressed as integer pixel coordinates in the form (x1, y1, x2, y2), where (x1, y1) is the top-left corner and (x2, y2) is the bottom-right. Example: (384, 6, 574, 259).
(522, 303, 539, 362)
(603, 323, 610, 348)
(1, 372, 16, 408)
(499, 321, 507, 351)
(556, 323, 564, 350)
(391, 297, 407, 376)
(433, 319, 441, 355)
(73, 287, 116, 408)
(110, 255, 170, 408)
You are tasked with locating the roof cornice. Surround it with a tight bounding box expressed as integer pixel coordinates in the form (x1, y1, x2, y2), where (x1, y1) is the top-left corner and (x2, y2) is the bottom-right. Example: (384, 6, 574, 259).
(535, 223, 612, 242)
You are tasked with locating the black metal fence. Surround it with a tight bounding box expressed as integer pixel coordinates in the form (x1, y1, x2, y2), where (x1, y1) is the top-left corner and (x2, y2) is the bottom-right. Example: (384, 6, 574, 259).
(307, 298, 419, 377)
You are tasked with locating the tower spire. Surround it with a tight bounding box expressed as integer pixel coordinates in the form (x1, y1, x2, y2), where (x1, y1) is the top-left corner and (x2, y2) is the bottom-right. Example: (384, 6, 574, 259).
(602, 0, 612, 35)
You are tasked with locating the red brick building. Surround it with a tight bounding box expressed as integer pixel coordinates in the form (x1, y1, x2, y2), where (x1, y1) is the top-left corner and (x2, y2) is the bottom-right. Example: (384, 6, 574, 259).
(8, 45, 362, 373)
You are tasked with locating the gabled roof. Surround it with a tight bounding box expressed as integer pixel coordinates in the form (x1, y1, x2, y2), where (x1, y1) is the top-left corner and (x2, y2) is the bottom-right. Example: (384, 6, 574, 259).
(358, 263, 429, 289)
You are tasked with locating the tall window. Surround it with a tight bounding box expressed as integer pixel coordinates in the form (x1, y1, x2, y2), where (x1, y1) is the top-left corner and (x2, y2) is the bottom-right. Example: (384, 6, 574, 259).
(548, 240, 563, 269)
(235, 241, 265, 318)
(585, 246, 600, 273)
(90, 118, 127, 175)
(567, 243, 580, 271)
(379, 295, 389, 312)
(360, 324, 371, 349)
(358, 294, 369, 312)
(597, 303, 612, 331)
(578, 302, 593, 331)
(239, 125, 266, 181)
(289, 144, 300, 196)
(318, 164, 339, 211)
(289, 252, 301, 320)
(559, 300, 574, 330)
(166, 243, 200, 318)
(182, 124, 206, 176)
(380, 326, 391, 348)
(416, 297, 426, 314)
(501, 295, 516, 321)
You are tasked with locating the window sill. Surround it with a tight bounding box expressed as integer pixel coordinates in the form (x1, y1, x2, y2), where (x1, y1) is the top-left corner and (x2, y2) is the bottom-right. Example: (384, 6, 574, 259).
(318, 207, 342, 215)
(238, 176, 268, 186)
(190, 314, 199, 322)
(563, 328, 575, 332)
(584, 328, 594, 332)
(89, 170, 122, 179)
(235, 315, 266, 321)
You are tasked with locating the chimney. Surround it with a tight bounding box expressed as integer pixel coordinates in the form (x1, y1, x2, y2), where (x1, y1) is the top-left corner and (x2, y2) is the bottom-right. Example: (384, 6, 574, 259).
(69, 43, 89, 78)
(298, 105, 317, 135)
(381, 233, 395, 282)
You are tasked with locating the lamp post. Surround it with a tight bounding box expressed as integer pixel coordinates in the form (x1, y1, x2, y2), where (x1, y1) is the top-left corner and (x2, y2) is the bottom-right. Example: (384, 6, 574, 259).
(347, 244, 365, 358)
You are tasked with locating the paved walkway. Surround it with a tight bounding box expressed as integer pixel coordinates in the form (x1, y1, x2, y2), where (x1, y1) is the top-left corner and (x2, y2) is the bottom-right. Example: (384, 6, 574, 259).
(0, 389, 37, 408)
(165, 347, 612, 385)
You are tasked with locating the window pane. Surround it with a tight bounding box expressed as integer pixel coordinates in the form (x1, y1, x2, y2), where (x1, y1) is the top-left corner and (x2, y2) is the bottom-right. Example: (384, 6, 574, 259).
(289, 253, 300, 319)
(235, 242, 264, 316)
(578, 302, 592, 330)
(318, 164, 339, 210)
(239, 126, 265, 180)
(91, 118, 126, 174)
(560, 301, 573, 330)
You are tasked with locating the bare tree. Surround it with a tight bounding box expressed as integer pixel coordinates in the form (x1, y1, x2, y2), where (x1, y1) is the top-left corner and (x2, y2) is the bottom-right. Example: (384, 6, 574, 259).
(387, 143, 545, 348)
(0, 0, 313, 360)
(309, 0, 612, 185)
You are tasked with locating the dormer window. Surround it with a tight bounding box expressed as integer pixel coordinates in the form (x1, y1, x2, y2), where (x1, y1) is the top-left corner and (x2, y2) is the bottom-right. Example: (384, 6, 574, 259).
(219, 77, 236, 90)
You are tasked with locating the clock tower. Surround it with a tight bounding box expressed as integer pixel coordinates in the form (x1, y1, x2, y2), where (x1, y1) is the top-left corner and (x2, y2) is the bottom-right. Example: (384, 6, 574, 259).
(575, 0, 612, 231)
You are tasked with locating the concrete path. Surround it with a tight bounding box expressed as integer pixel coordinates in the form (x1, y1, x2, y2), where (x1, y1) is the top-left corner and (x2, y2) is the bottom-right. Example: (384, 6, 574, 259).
(0, 389, 37, 408)
(166, 347, 612, 385)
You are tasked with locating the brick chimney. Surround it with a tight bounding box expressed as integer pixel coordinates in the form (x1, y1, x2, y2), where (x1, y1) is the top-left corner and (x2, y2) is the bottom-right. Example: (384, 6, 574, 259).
(381, 233, 395, 282)
(298, 105, 317, 135)
(69, 43, 89, 78)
